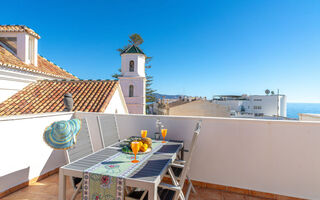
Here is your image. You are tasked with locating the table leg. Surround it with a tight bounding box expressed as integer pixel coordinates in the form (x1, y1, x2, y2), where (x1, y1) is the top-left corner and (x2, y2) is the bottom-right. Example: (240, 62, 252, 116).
(148, 183, 158, 200)
(59, 168, 66, 200)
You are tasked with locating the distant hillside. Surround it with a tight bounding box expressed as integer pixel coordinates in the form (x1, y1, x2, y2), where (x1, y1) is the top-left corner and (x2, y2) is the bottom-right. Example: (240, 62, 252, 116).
(153, 93, 182, 100)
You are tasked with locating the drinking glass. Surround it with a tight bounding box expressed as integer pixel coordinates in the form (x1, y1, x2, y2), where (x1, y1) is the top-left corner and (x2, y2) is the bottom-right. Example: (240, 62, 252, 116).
(131, 141, 140, 163)
(161, 129, 167, 143)
(141, 130, 147, 138)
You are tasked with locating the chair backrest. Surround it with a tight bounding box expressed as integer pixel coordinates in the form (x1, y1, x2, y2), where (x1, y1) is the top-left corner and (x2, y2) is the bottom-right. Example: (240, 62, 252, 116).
(97, 114, 120, 148)
(66, 118, 94, 163)
(179, 120, 202, 186)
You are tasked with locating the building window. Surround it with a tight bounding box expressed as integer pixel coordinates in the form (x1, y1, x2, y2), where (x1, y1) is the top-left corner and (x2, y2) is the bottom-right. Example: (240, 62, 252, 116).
(28, 37, 34, 64)
(253, 106, 262, 110)
(129, 60, 134, 72)
(129, 85, 134, 97)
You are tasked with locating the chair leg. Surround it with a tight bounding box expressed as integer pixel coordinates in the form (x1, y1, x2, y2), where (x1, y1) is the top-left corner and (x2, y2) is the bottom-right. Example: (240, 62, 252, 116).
(179, 191, 185, 200)
(185, 183, 192, 200)
(71, 179, 83, 200)
(187, 176, 196, 194)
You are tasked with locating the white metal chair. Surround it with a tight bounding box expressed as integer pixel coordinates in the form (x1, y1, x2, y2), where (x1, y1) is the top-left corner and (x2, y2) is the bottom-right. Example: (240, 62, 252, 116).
(97, 114, 120, 148)
(158, 121, 201, 200)
(125, 121, 202, 200)
(65, 117, 94, 200)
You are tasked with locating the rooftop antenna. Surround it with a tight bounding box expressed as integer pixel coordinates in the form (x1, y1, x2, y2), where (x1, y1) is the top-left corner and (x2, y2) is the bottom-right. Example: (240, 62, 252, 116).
(265, 89, 270, 95)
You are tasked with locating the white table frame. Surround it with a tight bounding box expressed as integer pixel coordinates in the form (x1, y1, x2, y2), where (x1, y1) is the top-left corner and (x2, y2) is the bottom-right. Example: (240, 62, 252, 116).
(58, 139, 183, 200)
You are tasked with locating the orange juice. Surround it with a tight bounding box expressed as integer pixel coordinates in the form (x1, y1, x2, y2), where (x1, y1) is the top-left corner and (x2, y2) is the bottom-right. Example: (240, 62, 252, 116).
(131, 141, 140, 163)
(161, 129, 167, 143)
(141, 130, 147, 138)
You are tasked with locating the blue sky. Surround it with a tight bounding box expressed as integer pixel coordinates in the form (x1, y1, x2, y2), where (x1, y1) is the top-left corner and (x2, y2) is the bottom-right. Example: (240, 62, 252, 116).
(2, 0, 320, 102)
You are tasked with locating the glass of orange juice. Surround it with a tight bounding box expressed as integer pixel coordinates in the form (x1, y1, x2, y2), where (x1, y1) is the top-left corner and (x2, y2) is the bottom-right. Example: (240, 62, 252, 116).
(141, 130, 147, 138)
(161, 129, 167, 143)
(131, 141, 140, 163)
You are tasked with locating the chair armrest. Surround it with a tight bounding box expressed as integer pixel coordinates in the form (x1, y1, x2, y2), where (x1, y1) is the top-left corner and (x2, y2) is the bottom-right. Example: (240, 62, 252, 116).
(170, 163, 184, 168)
(174, 160, 186, 165)
(158, 183, 181, 192)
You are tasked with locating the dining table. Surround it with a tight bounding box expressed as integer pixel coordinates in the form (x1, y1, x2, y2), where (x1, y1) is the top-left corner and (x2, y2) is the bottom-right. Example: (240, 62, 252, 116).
(58, 138, 184, 200)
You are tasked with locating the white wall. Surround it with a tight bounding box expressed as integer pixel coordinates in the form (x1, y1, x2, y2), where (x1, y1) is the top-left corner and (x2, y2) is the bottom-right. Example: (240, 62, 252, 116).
(214, 95, 287, 117)
(119, 53, 146, 115)
(246, 95, 287, 117)
(2, 112, 320, 199)
(214, 100, 244, 113)
(112, 114, 320, 199)
(0, 68, 55, 103)
(0, 32, 38, 66)
(0, 112, 73, 193)
(119, 77, 146, 114)
(120, 54, 146, 77)
(104, 87, 128, 114)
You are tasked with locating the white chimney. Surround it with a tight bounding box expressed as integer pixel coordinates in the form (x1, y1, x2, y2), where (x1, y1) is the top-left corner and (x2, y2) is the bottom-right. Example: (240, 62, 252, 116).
(0, 25, 39, 66)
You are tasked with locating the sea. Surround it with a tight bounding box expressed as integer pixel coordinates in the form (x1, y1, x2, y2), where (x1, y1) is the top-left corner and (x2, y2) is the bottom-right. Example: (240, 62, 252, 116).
(287, 103, 320, 119)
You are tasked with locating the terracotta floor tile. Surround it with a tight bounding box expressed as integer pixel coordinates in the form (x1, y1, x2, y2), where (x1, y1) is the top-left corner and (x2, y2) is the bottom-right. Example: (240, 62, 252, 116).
(222, 192, 248, 200)
(0, 173, 291, 200)
(246, 196, 270, 200)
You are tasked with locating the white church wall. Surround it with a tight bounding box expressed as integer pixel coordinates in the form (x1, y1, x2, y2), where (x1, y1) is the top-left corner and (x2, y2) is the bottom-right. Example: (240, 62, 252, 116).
(119, 77, 146, 114)
(120, 54, 145, 77)
(104, 87, 128, 114)
(119, 47, 146, 115)
(137, 55, 146, 77)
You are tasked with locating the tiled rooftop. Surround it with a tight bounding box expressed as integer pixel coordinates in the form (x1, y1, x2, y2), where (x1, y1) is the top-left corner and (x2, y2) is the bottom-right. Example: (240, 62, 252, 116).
(1, 173, 270, 200)
(0, 80, 119, 116)
(0, 45, 77, 79)
(0, 25, 40, 39)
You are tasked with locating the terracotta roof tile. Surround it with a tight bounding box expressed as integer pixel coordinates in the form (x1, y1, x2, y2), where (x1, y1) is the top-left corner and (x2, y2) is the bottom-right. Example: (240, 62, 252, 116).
(0, 80, 119, 116)
(0, 25, 40, 39)
(0, 45, 77, 79)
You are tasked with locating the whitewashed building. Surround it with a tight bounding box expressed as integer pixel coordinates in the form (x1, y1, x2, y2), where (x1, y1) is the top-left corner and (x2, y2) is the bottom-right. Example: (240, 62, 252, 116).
(213, 94, 287, 118)
(0, 25, 77, 102)
(119, 44, 146, 114)
(0, 25, 128, 116)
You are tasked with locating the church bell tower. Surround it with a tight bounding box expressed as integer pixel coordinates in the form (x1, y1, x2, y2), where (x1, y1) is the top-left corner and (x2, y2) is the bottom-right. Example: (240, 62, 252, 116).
(118, 44, 146, 114)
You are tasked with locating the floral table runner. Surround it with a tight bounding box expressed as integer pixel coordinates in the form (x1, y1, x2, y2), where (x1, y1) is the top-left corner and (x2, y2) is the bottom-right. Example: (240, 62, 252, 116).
(83, 140, 164, 200)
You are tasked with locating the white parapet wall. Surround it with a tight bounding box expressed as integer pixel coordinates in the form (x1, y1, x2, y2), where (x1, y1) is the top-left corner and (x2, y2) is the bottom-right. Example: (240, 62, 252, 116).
(2, 111, 320, 199)
(0, 112, 73, 193)
(77, 112, 320, 199)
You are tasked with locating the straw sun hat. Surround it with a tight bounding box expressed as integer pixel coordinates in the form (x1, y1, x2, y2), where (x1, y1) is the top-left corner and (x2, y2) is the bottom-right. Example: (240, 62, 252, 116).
(43, 119, 81, 150)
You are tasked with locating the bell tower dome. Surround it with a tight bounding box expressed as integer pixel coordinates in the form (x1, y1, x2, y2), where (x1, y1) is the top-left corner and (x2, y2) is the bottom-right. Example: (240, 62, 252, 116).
(118, 44, 146, 114)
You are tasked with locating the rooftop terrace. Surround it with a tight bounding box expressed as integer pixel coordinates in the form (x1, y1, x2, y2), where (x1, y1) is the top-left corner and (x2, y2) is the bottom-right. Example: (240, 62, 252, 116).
(0, 112, 318, 199)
